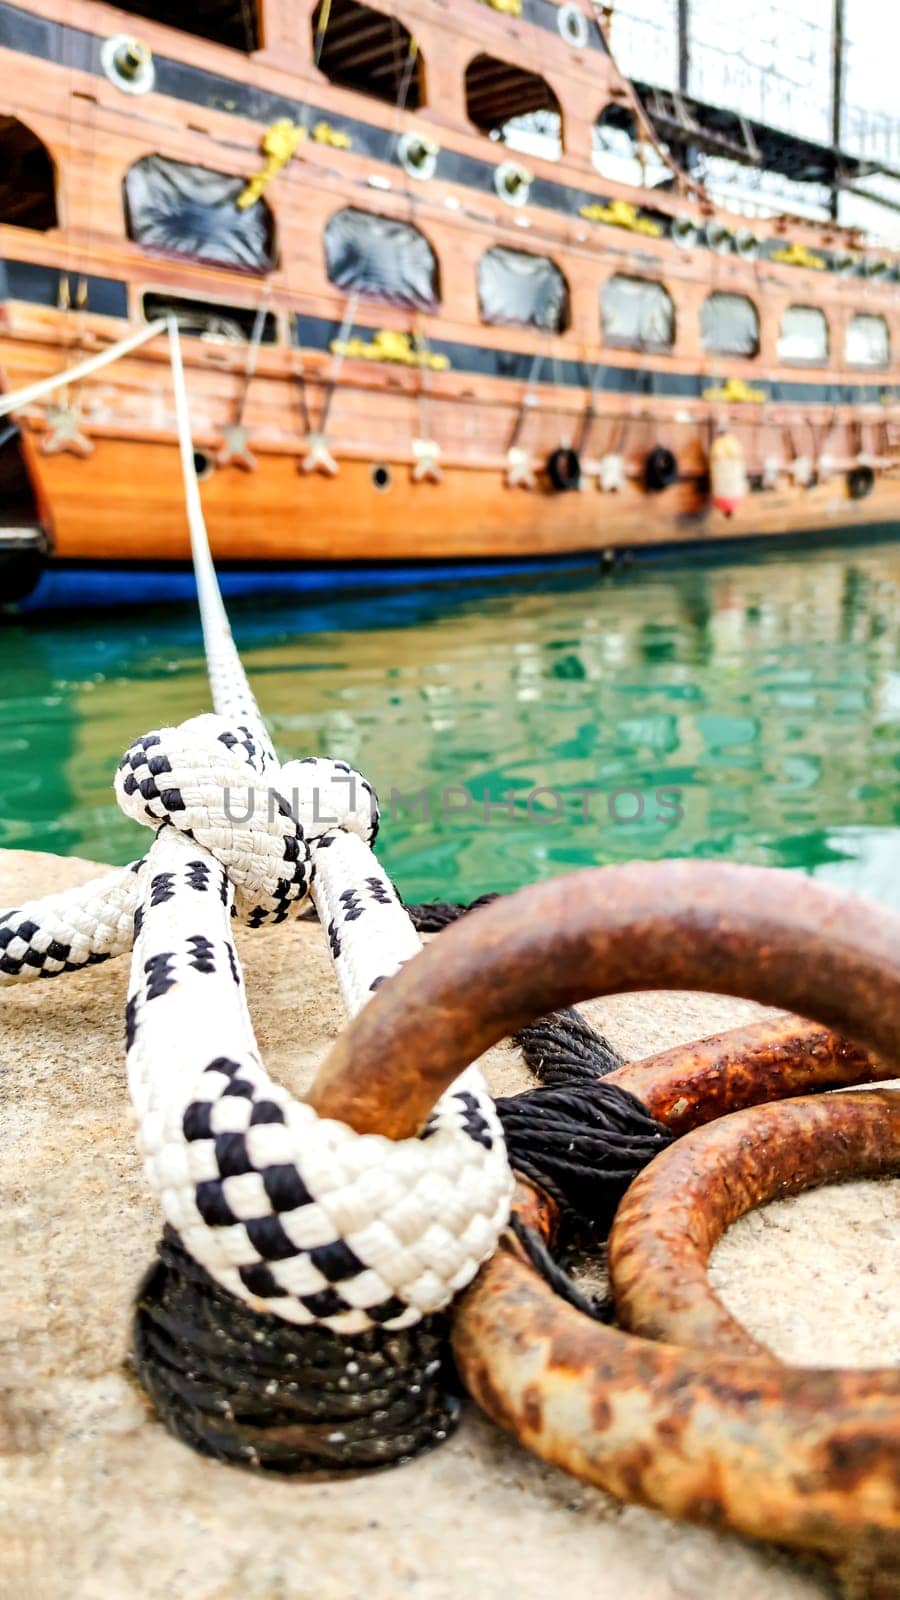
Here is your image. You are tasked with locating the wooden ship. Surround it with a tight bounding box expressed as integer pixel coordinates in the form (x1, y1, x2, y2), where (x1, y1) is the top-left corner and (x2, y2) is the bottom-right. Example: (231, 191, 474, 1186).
(0, 0, 898, 608)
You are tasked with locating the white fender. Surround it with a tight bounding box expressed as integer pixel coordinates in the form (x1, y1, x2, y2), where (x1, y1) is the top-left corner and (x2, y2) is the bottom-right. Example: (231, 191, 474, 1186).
(597, 452, 626, 492)
(710, 432, 747, 516)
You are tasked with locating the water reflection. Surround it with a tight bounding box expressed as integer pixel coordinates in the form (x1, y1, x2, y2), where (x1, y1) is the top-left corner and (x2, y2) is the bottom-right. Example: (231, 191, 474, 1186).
(0, 537, 897, 907)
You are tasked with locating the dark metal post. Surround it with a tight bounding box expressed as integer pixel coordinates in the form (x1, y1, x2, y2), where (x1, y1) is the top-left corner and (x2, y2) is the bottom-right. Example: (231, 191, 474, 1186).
(677, 0, 689, 94)
(831, 0, 845, 219)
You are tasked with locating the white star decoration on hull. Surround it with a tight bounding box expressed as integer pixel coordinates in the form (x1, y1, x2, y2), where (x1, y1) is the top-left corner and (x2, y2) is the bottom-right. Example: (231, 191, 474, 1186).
(411, 438, 442, 484)
(300, 433, 339, 476)
(40, 404, 93, 458)
(216, 424, 257, 472)
(506, 446, 536, 490)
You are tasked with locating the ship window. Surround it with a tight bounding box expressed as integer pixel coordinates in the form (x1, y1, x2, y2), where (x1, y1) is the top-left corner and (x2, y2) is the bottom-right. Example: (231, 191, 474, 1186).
(846, 313, 890, 368)
(313, 1, 424, 110)
(124, 156, 275, 273)
(465, 55, 563, 161)
(325, 208, 439, 311)
(602, 275, 674, 351)
(778, 305, 828, 364)
(478, 247, 569, 333)
(701, 292, 759, 357)
(112, 0, 259, 51)
(141, 291, 278, 343)
(0, 118, 57, 231)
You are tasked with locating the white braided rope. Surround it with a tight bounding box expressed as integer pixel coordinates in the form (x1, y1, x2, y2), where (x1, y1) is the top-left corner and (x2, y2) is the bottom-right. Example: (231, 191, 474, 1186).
(167, 314, 273, 759)
(0, 320, 513, 1330)
(0, 319, 167, 418)
(130, 823, 508, 1332)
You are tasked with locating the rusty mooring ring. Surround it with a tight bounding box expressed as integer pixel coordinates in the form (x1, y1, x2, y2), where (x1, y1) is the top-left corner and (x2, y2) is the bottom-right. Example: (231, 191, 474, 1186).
(609, 1090, 900, 1359)
(308, 861, 900, 1571)
(309, 861, 900, 1137)
(605, 1013, 883, 1133)
(454, 1176, 900, 1581)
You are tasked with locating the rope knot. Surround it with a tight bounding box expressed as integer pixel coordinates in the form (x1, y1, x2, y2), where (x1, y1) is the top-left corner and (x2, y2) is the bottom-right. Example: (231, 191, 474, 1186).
(278, 757, 379, 845)
(115, 715, 312, 926)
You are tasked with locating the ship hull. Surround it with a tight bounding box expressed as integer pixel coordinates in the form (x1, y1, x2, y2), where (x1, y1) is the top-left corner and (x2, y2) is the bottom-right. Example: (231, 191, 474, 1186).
(37, 437, 900, 548)
(14, 453, 900, 613)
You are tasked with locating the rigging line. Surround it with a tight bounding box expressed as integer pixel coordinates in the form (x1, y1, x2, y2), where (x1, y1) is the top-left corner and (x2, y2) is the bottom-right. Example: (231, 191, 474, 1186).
(412, 315, 433, 440)
(318, 287, 363, 434)
(314, 0, 334, 61)
(549, 330, 569, 447)
(290, 321, 314, 436)
(286, 0, 334, 135)
(67, 0, 98, 342)
(53, 0, 79, 402)
(383, 24, 420, 165)
(575, 348, 609, 458)
(507, 344, 545, 451)
(71, 28, 103, 372)
(237, 0, 256, 55)
(231, 292, 271, 429)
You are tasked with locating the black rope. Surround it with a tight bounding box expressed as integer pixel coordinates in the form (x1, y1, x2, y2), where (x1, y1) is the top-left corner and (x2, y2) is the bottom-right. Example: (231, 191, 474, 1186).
(404, 894, 500, 931)
(513, 1006, 624, 1085)
(132, 1228, 459, 1474)
(496, 1081, 672, 1231)
(509, 1214, 612, 1322)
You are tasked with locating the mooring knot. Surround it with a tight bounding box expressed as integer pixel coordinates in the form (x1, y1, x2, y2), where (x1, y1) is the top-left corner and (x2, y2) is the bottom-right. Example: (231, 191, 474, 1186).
(115, 714, 381, 926)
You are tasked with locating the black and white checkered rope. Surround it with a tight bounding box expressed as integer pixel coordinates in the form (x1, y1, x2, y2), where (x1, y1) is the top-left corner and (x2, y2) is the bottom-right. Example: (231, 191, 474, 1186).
(0, 318, 513, 1334)
(130, 826, 510, 1332)
(0, 713, 512, 1330)
(0, 713, 311, 982)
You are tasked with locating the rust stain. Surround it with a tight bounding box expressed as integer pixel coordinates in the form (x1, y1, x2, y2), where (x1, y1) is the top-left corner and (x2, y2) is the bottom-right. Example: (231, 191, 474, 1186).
(453, 1217, 900, 1564)
(521, 1383, 544, 1433)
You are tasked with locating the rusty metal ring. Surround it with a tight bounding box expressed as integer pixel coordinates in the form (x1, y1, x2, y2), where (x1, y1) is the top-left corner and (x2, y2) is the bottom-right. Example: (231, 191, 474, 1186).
(306, 862, 900, 1573)
(309, 861, 900, 1137)
(608, 1090, 900, 1358)
(455, 1178, 900, 1583)
(605, 1014, 884, 1134)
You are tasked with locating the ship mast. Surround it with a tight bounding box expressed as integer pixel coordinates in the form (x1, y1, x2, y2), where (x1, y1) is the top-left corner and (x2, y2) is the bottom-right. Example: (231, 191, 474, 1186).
(830, 0, 844, 221)
(677, 0, 689, 97)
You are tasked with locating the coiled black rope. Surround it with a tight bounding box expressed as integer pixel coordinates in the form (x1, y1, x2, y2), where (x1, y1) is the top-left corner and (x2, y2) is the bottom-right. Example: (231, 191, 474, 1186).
(404, 894, 501, 931)
(406, 900, 674, 1310)
(133, 1228, 458, 1473)
(508, 1213, 611, 1322)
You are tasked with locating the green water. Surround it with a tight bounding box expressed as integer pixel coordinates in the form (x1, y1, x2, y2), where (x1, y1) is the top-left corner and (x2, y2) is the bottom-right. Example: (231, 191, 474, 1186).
(1, 537, 899, 908)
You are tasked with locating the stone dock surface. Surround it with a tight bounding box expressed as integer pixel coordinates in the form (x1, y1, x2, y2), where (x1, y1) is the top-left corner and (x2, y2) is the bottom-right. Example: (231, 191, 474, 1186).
(1, 849, 898, 1600)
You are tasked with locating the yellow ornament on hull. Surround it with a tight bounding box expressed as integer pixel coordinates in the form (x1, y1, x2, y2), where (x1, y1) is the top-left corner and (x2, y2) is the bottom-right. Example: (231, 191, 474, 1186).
(238, 119, 307, 210)
(330, 330, 451, 371)
(579, 199, 662, 237)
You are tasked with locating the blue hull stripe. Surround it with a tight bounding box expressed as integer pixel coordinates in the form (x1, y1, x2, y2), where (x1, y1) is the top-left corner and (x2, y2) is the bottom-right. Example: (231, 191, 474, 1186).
(16, 526, 900, 612)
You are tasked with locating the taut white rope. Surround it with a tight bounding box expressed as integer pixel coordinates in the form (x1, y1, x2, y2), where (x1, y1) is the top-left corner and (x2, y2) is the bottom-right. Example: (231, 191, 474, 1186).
(167, 316, 271, 755)
(0, 320, 512, 1331)
(0, 319, 167, 419)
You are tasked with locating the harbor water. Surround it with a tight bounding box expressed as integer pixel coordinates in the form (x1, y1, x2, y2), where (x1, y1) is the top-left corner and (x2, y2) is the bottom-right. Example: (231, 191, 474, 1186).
(1, 535, 898, 909)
